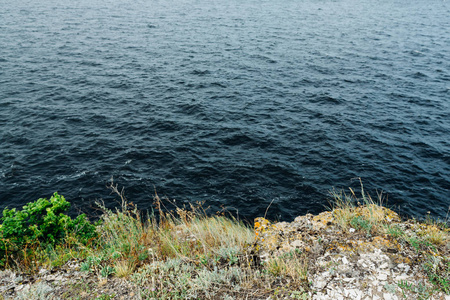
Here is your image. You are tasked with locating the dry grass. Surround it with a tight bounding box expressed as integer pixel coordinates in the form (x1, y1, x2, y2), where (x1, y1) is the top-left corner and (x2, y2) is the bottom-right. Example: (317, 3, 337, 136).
(265, 251, 308, 284)
(114, 260, 136, 278)
(328, 182, 358, 230)
(167, 210, 254, 255)
(329, 179, 397, 235)
(92, 182, 254, 271)
(77, 183, 316, 299)
(419, 225, 448, 246)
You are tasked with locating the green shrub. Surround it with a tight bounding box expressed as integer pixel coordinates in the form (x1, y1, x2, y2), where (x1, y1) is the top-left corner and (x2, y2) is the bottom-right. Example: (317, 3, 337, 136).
(0, 192, 97, 266)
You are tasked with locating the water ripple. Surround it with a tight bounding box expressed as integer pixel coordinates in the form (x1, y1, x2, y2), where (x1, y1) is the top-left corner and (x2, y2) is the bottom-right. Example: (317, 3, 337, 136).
(0, 0, 449, 220)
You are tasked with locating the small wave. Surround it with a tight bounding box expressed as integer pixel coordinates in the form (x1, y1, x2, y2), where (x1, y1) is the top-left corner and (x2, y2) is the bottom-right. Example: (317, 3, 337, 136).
(411, 142, 442, 159)
(249, 54, 277, 64)
(175, 102, 204, 116)
(210, 82, 227, 88)
(148, 119, 184, 132)
(308, 64, 334, 75)
(409, 50, 425, 57)
(65, 116, 83, 124)
(190, 69, 211, 76)
(220, 133, 255, 146)
(79, 61, 103, 67)
(308, 95, 343, 105)
(410, 72, 428, 79)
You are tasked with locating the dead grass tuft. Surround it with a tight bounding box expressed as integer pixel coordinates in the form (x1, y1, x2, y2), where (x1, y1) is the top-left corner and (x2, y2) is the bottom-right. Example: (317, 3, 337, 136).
(266, 251, 308, 284)
(114, 260, 136, 278)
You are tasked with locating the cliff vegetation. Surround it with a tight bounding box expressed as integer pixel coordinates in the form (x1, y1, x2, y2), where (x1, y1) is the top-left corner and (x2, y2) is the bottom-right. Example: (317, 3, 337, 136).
(0, 181, 448, 299)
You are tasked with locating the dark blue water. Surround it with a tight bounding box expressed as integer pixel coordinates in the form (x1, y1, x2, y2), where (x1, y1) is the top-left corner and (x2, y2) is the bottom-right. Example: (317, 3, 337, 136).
(1, 0, 449, 221)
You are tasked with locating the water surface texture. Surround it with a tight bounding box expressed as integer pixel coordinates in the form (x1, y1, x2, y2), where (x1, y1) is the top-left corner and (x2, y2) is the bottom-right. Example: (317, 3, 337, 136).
(1, 0, 449, 220)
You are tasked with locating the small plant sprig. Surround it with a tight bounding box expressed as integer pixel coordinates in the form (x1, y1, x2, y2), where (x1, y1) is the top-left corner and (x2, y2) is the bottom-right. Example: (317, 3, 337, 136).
(100, 265, 115, 278)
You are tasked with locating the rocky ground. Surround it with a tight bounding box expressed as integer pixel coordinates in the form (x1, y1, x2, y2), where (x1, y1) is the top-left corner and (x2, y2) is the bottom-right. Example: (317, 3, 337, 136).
(1, 206, 449, 300)
(253, 206, 450, 300)
(1, 265, 140, 300)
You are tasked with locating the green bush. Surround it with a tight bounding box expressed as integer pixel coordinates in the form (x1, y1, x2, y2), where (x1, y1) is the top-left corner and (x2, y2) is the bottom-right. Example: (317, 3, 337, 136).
(0, 192, 97, 265)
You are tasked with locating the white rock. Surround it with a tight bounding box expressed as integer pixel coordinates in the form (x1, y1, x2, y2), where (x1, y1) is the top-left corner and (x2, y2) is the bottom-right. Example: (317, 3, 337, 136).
(383, 293, 398, 300)
(291, 239, 304, 248)
(349, 228, 356, 233)
(312, 292, 326, 300)
(395, 274, 409, 281)
(379, 262, 389, 269)
(397, 263, 405, 269)
(314, 280, 327, 290)
(15, 283, 30, 292)
(348, 289, 357, 298)
(378, 273, 388, 281)
(328, 290, 343, 300)
(39, 268, 48, 275)
(15, 285, 24, 291)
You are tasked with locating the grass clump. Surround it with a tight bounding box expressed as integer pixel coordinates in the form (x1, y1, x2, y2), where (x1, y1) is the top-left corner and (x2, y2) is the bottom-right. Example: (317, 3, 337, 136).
(329, 178, 394, 236)
(113, 260, 135, 278)
(424, 256, 450, 294)
(265, 250, 308, 285)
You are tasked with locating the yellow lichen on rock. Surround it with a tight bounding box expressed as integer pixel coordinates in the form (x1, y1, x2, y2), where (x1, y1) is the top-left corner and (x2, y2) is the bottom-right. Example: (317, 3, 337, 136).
(312, 211, 334, 230)
(253, 217, 280, 253)
(254, 217, 271, 236)
(252, 205, 449, 270)
(248, 201, 450, 300)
